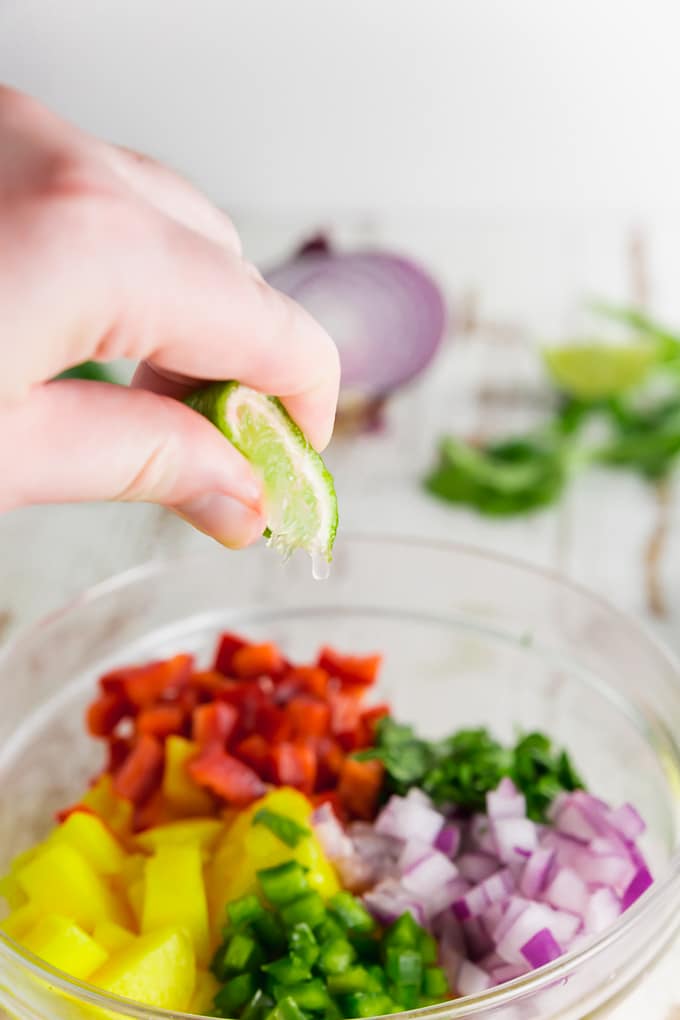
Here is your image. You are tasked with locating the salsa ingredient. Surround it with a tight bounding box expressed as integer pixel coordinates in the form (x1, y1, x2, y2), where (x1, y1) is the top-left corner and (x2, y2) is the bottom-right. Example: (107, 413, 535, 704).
(357, 719, 584, 821)
(0, 633, 654, 1015)
(425, 304, 680, 517)
(186, 382, 338, 568)
(265, 236, 446, 405)
(210, 863, 449, 1018)
(314, 782, 652, 991)
(82, 634, 385, 828)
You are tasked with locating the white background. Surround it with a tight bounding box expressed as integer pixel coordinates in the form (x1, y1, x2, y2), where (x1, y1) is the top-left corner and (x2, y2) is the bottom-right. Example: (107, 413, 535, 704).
(2, 0, 680, 220)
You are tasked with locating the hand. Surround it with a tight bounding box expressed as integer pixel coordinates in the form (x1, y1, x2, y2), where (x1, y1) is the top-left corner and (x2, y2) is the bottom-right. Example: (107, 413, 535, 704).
(0, 86, 339, 547)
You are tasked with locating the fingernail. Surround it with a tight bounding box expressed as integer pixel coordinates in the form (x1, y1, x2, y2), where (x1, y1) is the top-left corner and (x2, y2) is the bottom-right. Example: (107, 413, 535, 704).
(175, 493, 266, 549)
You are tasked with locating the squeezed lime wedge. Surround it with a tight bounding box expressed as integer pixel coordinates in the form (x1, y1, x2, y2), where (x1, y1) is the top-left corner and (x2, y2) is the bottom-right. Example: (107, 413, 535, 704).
(543, 341, 657, 400)
(186, 382, 338, 569)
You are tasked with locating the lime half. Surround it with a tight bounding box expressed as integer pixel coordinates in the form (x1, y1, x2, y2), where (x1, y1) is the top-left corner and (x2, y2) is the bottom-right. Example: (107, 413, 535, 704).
(543, 341, 657, 400)
(187, 382, 338, 570)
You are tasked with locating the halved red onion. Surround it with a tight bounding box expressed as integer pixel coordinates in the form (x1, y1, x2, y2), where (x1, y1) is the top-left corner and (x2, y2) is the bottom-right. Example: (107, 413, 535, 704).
(265, 237, 447, 402)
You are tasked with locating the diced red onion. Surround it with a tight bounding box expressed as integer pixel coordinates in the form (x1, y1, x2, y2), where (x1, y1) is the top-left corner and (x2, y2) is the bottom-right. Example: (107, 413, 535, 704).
(435, 823, 461, 858)
(375, 794, 444, 844)
(519, 847, 555, 899)
(312, 803, 354, 859)
(621, 866, 654, 910)
(398, 838, 434, 872)
(363, 879, 427, 927)
(457, 853, 500, 885)
(456, 960, 493, 996)
(520, 928, 562, 968)
(542, 867, 589, 917)
(553, 801, 603, 843)
(489, 963, 529, 985)
(462, 917, 494, 961)
(491, 817, 538, 864)
(584, 887, 621, 934)
(577, 852, 635, 893)
(452, 882, 491, 922)
(402, 849, 459, 899)
(605, 803, 646, 842)
(487, 780, 527, 820)
(468, 814, 498, 855)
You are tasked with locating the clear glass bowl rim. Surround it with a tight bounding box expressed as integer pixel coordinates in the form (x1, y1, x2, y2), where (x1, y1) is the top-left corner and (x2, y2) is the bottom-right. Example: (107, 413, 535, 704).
(1, 533, 679, 1020)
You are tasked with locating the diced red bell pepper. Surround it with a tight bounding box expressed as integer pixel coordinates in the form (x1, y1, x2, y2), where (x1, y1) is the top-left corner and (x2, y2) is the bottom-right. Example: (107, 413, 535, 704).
(281, 666, 330, 699)
(318, 647, 382, 688)
(254, 704, 291, 743)
(192, 670, 231, 696)
(214, 632, 249, 676)
(188, 747, 266, 806)
(315, 737, 345, 789)
(311, 791, 348, 825)
(235, 734, 274, 781)
(106, 736, 132, 774)
(357, 703, 390, 748)
(232, 643, 285, 680)
(103, 655, 194, 709)
(272, 741, 317, 795)
(192, 702, 238, 748)
(286, 698, 331, 739)
(132, 788, 171, 833)
(86, 691, 129, 738)
(113, 734, 164, 806)
(329, 693, 362, 751)
(136, 704, 186, 739)
(337, 758, 384, 820)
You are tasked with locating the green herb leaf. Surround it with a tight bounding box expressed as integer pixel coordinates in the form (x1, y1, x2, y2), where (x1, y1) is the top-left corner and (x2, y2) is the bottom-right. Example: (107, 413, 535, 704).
(424, 432, 571, 516)
(253, 809, 311, 848)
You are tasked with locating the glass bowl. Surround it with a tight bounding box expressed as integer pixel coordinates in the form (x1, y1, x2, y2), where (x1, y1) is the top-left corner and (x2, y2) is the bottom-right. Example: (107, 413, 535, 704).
(0, 535, 679, 1020)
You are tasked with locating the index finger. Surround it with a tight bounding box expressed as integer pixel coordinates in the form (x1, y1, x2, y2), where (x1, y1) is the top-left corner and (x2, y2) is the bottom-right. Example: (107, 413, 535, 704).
(123, 221, 340, 451)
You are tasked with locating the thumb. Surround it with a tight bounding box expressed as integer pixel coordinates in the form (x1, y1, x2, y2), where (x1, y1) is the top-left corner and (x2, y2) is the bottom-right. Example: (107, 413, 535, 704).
(0, 380, 266, 548)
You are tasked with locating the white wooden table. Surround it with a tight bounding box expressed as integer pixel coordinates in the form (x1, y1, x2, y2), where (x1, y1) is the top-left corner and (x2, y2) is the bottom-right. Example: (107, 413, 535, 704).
(1, 213, 679, 1018)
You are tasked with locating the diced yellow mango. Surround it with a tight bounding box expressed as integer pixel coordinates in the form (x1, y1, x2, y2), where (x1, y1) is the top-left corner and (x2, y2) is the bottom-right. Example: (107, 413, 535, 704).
(127, 879, 145, 926)
(119, 853, 146, 888)
(0, 871, 27, 910)
(142, 844, 210, 965)
(189, 969, 220, 1015)
(16, 843, 130, 931)
(22, 914, 109, 980)
(135, 818, 223, 855)
(81, 776, 133, 841)
(50, 813, 126, 876)
(1, 902, 42, 939)
(163, 737, 215, 815)
(208, 787, 338, 936)
(92, 920, 135, 954)
(91, 926, 195, 1012)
